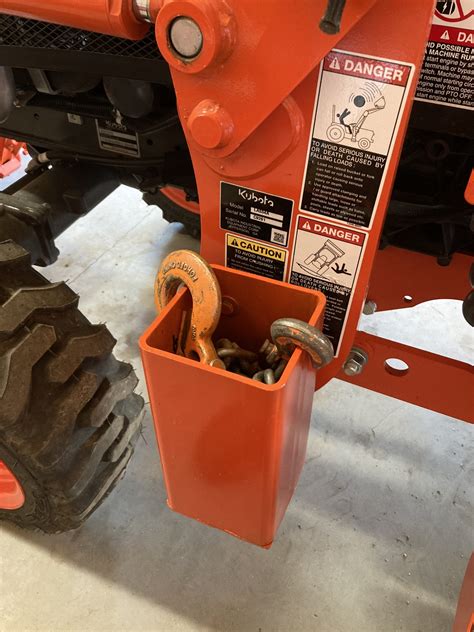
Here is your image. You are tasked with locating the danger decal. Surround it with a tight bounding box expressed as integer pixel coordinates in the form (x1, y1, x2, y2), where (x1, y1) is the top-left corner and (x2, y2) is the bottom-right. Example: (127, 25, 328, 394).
(225, 234, 287, 281)
(415, 1, 473, 109)
(289, 217, 366, 356)
(323, 54, 411, 86)
(301, 49, 414, 229)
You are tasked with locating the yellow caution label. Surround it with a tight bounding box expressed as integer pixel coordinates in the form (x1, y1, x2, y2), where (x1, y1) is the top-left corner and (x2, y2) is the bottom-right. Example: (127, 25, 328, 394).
(226, 235, 287, 262)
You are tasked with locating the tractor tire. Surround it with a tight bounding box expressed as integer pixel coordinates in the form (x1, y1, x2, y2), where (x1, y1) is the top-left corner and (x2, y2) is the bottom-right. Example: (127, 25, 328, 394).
(358, 138, 371, 150)
(326, 124, 345, 143)
(144, 187, 201, 239)
(0, 240, 144, 533)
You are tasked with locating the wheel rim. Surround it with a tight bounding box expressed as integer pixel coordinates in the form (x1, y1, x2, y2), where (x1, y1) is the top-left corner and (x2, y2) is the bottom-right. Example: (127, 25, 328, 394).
(0, 460, 25, 510)
(327, 125, 344, 142)
(160, 186, 200, 215)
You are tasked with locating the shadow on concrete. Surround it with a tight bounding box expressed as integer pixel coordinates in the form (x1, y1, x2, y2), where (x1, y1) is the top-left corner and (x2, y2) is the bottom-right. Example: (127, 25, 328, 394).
(2, 222, 473, 631)
(3, 383, 472, 631)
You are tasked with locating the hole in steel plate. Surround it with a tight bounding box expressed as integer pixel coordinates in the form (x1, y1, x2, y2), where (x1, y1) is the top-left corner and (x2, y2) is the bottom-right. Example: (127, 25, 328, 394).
(403, 295, 413, 303)
(384, 358, 409, 376)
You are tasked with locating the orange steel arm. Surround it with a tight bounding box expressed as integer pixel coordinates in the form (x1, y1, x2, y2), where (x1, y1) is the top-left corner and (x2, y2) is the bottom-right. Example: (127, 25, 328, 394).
(0, 0, 380, 153)
(0, 0, 148, 39)
(0, 137, 26, 178)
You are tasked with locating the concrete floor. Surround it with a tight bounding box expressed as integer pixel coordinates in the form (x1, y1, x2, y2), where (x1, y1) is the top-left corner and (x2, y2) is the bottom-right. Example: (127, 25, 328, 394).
(0, 184, 473, 632)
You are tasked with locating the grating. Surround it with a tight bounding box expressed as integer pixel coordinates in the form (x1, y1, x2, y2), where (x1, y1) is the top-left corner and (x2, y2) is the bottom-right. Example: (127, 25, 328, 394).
(0, 15, 161, 60)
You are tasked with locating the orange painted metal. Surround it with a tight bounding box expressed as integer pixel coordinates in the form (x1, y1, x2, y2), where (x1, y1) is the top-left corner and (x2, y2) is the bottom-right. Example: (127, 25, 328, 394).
(453, 554, 474, 632)
(156, 0, 379, 157)
(0, 460, 25, 510)
(0, 0, 148, 39)
(158, 0, 434, 392)
(338, 331, 474, 424)
(140, 265, 326, 547)
(367, 246, 473, 312)
(465, 169, 474, 206)
(154, 250, 225, 368)
(355, 246, 474, 424)
(159, 186, 200, 215)
(0, 138, 26, 178)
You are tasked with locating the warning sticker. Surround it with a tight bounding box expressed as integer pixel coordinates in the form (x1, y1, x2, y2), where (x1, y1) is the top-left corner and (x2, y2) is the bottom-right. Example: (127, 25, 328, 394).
(225, 234, 287, 281)
(220, 182, 293, 247)
(415, 1, 474, 110)
(301, 50, 413, 229)
(289, 216, 366, 355)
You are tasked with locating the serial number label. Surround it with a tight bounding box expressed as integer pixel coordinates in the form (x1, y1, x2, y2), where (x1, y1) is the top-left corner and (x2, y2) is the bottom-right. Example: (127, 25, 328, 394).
(220, 182, 293, 247)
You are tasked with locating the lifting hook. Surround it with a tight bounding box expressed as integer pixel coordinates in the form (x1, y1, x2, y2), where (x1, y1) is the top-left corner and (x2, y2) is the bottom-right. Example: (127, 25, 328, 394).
(155, 250, 225, 369)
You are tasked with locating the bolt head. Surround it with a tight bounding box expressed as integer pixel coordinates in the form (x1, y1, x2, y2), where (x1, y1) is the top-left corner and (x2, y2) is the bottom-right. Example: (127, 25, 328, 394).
(169, 17, 203, 59)
(188, 100, 234, 150)
(221, 295, 239, 316)
(343, 347, 368, 376)
(343, 358, 363, 376)
(363, 300, 377, 315)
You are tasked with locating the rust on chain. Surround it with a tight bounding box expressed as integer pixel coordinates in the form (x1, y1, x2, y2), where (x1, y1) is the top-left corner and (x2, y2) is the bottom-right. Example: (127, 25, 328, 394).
(155, 250, 225, 369)
(217, 346, 258, 361)
(215, 337, 287, 383)
(273, 359, 287, 381)
(271, 318, 334, 369)
(253, 369, 276, 385)
(259, 339, 280, 366)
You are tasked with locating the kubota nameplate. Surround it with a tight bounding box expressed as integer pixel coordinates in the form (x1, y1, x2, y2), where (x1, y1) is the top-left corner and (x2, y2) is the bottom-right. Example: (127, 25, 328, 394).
(301, 50, 413, 229)
(220, 182, 293, 247)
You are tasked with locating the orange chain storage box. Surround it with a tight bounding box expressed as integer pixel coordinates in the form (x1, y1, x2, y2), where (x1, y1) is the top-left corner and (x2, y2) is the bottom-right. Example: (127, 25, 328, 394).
(140, 265, 326, 547)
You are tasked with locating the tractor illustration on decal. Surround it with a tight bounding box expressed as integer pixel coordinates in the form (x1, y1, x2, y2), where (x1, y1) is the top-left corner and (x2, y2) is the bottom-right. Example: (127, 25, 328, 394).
(326, 82, 386, 151)
(298, 239, 346, 282)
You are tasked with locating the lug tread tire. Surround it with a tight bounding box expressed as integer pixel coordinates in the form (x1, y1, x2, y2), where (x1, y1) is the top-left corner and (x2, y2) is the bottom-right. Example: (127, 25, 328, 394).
(0, 240, 144, 533)
(144, 189, 201, 239)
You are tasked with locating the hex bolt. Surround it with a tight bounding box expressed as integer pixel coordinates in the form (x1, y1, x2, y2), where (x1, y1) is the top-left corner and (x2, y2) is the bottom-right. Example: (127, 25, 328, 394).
(188, 100, 234, 149)
(343, 347, 368, 377)
(132, 0, 152, 22)
(169, 17, 203, 59)
(363, 300, 377, 315)
(221, 295, 239, 316)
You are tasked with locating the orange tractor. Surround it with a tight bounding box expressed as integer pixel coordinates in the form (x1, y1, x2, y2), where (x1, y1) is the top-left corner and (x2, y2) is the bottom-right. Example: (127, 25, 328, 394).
(0, 0, 472, 573)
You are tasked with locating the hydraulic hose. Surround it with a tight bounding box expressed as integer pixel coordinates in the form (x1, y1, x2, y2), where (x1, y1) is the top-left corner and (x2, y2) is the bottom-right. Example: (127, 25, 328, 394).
(0, 0, 148, 39)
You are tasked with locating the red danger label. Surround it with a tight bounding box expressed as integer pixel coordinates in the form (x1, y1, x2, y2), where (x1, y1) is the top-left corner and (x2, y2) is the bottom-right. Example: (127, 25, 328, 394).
(430, 24, 474, 46)
(297, 217, 365, 246)
(416, 1, 473, 109)
(323, 52, 411, 87)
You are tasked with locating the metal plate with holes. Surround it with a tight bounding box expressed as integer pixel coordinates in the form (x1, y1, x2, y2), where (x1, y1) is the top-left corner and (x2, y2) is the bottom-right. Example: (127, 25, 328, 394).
(0, 15, 161, 59)
(96, 120, 140, 157)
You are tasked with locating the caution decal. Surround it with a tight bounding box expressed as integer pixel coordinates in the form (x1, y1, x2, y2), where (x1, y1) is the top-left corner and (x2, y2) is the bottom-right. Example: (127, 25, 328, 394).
(415, 1, 473, 109)
(301, 49, 414, 229)
(289, 216, 366, 356)
(225, 234, 287, 280)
